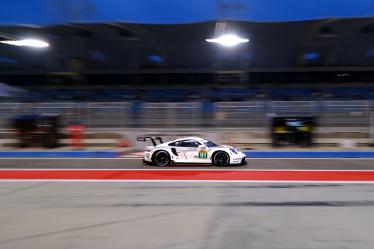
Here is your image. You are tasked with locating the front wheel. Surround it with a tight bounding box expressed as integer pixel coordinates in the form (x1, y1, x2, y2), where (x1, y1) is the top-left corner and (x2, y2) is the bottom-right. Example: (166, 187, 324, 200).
(153, 150, 171, 167)
(213, 151, 230, 166)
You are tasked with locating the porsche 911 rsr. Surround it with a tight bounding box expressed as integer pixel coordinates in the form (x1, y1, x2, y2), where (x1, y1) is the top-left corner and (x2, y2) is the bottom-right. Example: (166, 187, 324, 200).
(139, 136, 246, 166)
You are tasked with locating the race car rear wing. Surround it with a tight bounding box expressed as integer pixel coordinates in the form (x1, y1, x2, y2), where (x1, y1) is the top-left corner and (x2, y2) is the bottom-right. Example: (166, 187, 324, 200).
(137, 136, 164, 146)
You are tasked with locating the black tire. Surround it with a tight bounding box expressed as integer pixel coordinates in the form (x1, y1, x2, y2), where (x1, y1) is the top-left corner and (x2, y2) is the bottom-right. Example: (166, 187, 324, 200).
(213, 151, 230, 166)
(152, 150, 171, 167)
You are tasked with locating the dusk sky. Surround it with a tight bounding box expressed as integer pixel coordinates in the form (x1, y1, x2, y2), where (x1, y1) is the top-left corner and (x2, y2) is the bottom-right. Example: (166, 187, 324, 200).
(0, 0, 373, 25)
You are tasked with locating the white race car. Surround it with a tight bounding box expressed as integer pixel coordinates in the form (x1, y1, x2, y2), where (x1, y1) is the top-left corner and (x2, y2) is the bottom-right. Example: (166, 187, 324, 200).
(138, 136, 246, 166)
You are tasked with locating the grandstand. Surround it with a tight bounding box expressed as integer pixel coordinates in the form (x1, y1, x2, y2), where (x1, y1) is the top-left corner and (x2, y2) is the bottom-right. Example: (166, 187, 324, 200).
(1, 18, 374, 103)
(4, 86, 374, 102)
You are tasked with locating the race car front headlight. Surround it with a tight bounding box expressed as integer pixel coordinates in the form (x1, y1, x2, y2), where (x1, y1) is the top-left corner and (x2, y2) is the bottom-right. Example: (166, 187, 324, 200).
(230, 148, 238, 154)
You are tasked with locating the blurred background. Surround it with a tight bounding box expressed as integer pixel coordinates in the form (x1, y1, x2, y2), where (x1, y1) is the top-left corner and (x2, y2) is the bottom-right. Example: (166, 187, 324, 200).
(1, 0, 374, 150)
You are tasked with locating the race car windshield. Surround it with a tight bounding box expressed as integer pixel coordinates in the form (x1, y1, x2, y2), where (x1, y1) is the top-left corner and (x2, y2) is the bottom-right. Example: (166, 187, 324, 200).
(204, 140, 217, 147)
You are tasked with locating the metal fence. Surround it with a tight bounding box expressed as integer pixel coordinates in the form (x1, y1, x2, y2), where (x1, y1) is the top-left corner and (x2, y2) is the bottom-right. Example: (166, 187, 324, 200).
(0, 101, 372, 129)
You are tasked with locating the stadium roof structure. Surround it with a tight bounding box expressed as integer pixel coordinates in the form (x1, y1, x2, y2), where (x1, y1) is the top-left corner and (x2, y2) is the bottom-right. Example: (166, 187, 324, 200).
(1, 18, 374, 75)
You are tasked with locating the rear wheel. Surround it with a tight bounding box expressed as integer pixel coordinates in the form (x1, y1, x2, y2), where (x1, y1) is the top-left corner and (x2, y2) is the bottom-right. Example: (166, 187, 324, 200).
(213, 151, 230, 166)
(153, 150, 171, 167)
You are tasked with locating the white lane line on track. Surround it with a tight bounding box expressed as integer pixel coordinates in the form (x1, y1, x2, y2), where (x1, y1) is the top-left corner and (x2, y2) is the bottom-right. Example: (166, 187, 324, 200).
(2, 157, 374, 160)
(0, 179, 373, 184)
(1, 168, 374, 172)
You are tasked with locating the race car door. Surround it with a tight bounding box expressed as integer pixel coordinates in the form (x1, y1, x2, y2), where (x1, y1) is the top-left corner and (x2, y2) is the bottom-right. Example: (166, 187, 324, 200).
(178, 139, 210, 163)
(168, 140, 186, 161)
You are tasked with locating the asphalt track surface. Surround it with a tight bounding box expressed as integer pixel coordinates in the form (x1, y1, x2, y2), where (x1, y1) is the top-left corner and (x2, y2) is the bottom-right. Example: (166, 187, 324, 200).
(1, 181, 374, 249)
(1, 158, 374, 170)
(1, 159, 374, 248)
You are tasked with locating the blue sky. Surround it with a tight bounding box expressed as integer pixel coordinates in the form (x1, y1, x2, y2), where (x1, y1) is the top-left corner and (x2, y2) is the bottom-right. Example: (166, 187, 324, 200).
(1, 0, 373, 25)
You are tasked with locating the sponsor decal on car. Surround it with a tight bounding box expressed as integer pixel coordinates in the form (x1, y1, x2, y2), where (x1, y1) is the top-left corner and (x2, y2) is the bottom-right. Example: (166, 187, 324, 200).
(196, 147, 209, 159)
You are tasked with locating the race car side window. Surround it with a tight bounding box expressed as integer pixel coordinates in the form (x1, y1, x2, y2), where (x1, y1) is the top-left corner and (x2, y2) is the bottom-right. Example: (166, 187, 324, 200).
(204, 140, 217, 148)
(169, 141, 182, 146)
(180, 139, 200, 147)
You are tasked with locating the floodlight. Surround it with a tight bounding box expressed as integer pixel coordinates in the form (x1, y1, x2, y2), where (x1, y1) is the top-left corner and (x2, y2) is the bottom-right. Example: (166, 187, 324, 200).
(206, 34, 249, 47)
(0, 39, 49, 48)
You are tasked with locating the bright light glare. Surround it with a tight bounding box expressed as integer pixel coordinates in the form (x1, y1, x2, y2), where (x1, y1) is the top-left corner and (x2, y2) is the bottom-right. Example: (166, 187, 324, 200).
(0, 39, 49, 48)
(206, 34, 249, 47)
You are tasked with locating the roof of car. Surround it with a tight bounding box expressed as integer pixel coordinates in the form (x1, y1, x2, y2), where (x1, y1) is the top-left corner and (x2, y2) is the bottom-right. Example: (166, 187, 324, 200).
(173, 136, 205, 142)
